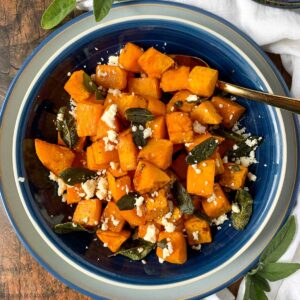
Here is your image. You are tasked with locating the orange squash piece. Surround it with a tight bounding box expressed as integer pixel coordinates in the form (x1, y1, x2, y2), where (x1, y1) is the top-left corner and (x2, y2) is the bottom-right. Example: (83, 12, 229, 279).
(91, 140, 119, 167)
(138, 47, 174, 78)
(64, 70, 92, 102)
(107, 171, 132, 202)
(166, 112, 193, 144)
(73, 199, 102, 227)
(96, 229, 131, 252)
(191, 101, 222, 125)
(127, 77, 162, 99)
(119, 42, 144, 73)
(117, 129, 139, 171)
(95, 65, 127, 90)
(211, 96, 246, 128)
(66, 184, 85, 204)
(219, 163, 248, 190)
(76, 102, 104, 137)
(187, 66, 218, 97)
(156, 231, 187, 264)
(138, 139, 173, 170)
(133, 160, 171, 194)
(86, 145, 105, 171)
(145, 189, 169, 221)
(119, 208, 146, 227)
(160, 66, 190, 92)
(146, 96, 166, 116)
(184, 216, 212, 245)
(102, 202, 126, 233)
(108, 162, 128, 178)
(171, 152, 188, 181)
(167, 90, 197, 113)
(187, 159, 215, 197)
(116, 93, 148, 118)
(214, 152, 225, 175)
(35, 139, 75, 175)
(138, 222, 161, 242)
(104, 92, 120, 108)
(146, 116, 167, 139)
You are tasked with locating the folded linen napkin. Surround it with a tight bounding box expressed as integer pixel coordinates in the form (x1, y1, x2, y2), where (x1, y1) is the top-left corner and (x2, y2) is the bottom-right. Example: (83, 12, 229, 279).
(77, 1, 300, 299)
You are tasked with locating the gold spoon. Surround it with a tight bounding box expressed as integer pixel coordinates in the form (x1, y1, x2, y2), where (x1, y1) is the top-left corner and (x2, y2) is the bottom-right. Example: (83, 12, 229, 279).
(170, 55, 300, 114)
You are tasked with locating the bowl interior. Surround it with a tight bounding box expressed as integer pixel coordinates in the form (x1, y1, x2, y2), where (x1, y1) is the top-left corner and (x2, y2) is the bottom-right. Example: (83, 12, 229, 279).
(16, 19, 283, 285)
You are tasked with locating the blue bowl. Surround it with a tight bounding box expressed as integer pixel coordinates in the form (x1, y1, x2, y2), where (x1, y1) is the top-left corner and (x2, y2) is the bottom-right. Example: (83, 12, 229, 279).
(1, 1, 299, 298)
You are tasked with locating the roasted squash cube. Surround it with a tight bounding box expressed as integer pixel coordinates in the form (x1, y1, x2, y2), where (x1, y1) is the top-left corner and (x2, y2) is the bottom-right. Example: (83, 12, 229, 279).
(133, 160, 171, 194)
(167, 90, 197, 113)
(95, 65, 127, 90)
(160, 66, 190, 92)
(108, 162, 128, 178)
(107, 171, 132, 202)
(211, 96, 246, 128)
(138, 222, 161, 242)
(96, 229, 130, 252)
(166, 112, 193, 144)
(214, 152, 225, 175)
(171, 152, 188, 181)
(104, 92, 120, 107)
(73, 199, 102, 227)
(120, 209, 146, 227)
(191, 101, 222, 125)
(138, 139, 173, 170)
(92, 140, 118, 167)
(156, 231, 187, 264)
(219, 163, 248, 190)
(66, 184, 84, 204)
(128, 77, 162, 99)
(146, 116, 167, 139)
(145, 189, 169, 221)
(86, 145, 105, 171)
(185, 132, 213, 152)
(35, 139, 75, 175)
(146, 96, 166, 116)
(187, 159, 215, 197)
(116, 93, 148, 118)
(187, 66, 218, 97)
(64, 70, 92, 102)
(184, 216, 212, 245)
(119, 42, 144, 73)
(102, 202, 126, 232)
(138, 47, 174, 78)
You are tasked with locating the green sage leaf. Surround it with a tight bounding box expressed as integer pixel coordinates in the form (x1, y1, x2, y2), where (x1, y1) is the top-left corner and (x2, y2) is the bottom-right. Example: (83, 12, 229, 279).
(231, 189, 253, 230)
(194, 211, 211, 223)
(82, 73, 105, 100)
(258, 262, 300, 281)
(93, 0, 114, 22)
(157, 238, 168, 249)
(210, 127, 245, 142)
(131, 123, 148, 148)
(125, 108, 155, 124)
(116, 192, 140, 210)
(59, 167, 97, 185)
(56, 106, 79, 148)
(41, 0, 76, 30)
(260, 216, 296, 264)
(110, 239, 155, 261)
(172, 181, 194, 215)
(54, 222, 95, 234)
(186, 137, 218, 165)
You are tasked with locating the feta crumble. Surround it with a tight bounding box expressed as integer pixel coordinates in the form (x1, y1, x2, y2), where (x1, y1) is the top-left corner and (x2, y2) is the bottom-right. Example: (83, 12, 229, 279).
(132, 125, 137, 132)
(143, 127, 152, 139)
(192, 244, 202, 251)
(96, 177, 108, 200)
(247, 172, 257, 182)
(207, 193, 216, 203)
(81, 179, 97, 199)
(108, 88, 121, 96)
(135, 196, 144, 217)
(101, 218, 109, 231)
(192, 231, 199, 241)
(108, 55, 119, 66)
(192, 164, 201, 174)
(161, 214, 176, 232)
(162, 241, 173, 259)
(101, 104, 117, 129)
(143, 224, 157, 243)
(186, 94, 198, 102)
(232, 203, 241, 213)
(211, 213, 228, 226)
(49, 172, 67, 196)
(193, 121, 206, 134)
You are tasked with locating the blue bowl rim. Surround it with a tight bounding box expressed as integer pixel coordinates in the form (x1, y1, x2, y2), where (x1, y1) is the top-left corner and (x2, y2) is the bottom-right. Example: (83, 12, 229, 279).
(0, 1, 299, 298)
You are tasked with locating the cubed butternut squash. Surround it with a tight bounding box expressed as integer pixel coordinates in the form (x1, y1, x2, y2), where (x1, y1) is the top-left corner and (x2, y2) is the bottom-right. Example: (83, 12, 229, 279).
(73, 199, 102, 227)
(35, 139, 75, 175)
(119, 42, 144, 73)
(104, 92, 120, 108)
(184, 216, 212, 245)
(190, 101, 222, 125)
(92, 140, 119, 167)
(86, 145, 106, 171)
(156, 231, 187, 264)
(71, 151, 87, 168)
(120, 209, 146, 227)
(166, 112, 193, 144)
(108, 162, 128, 178)
(138, 47, 174, 78)
(138, 222, 161, 242)
(116, 93, 148, 118)
(107, 171, 132, 202)
(138, 139, 173, 170)
(133, 160, 171, 194)
(96, 229, 130, 252)
(102, 202, 126, 232)
(146, 116, 167, 139)
(171, 152, 188, 181)
(167, 90, 197, 113)
(146, 96, 166, 116)
(202, 183, 231, 218)
(95, 65, 127, 90)
(145, 189, 169, 221)
(64, 70, 92, 102)
(187, 159, 215, 197)
(66, 184, 84, 204)
(214, 152, 225, 175)
(128, 77, 162, 99)
(160, 66, 190, 92)
(187, 66, 218, 97)
(117, 129, 139, 171)
(211, 96, 246, 128)
(219, 163, 248, 190)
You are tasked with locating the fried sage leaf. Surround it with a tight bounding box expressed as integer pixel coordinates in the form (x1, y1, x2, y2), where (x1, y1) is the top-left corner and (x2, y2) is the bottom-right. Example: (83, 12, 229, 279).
(231, 189, 253, 230)
(82, 72, 105, 100)
(125, 108, 154, 124)
(54, 222, 95, 234)
(186, 137, 218, 165)
(210, 127, 245, 142)
(56, 106, 79, 148)
(131, 123, 148, 148)
(172, 181, 194, 215)
(116, 192, 140, 210)
(110, 239, 155, 261)
(59, 167, 97, 185)
(157, 238, 168, 249)
(194, 211, 211, 223)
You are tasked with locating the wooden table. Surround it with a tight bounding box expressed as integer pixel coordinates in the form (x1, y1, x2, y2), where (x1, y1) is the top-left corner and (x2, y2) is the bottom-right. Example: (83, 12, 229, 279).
(0, 1, 291, 299)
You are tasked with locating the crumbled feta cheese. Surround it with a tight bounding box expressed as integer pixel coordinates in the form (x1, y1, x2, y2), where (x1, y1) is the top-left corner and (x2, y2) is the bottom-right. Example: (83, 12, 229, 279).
(49, 172, 67, 196)
(233, 144, 239, 150)
(162, 242, 173, 259)
(185, 143, 193, 147)
(108, 88, 121, 96)
(138, 124, 144, 130)
(162, 214, 176, 232)
(81, 179, 97, 199)
(202, 162, 207, 167)
(135, 196, 144, 217)
(67, 72, 71, 77)
(103, 130, 118, 151)
(103, 243, 108, 247)
(57, 113, 64, 122)
(232, 203, 240, 213)
(222, 156, 228, 163)
(101, 104, 117, 129)
(192, 164, 201, 174)
(186, 94, 198, 102)
(217, 226, 222, 230)
(18, 177, 25, 182)
(101, 218, 109, 231)
(143, 127, 152, 139)
(211, 213, 228, 225)
(141, 259, 146, 265)
(193, 121, 206, 134)
(108, 55, 119, 66)
(192, 231, 199, 241)
(244, 187, 249, 191)
(192, 244, 202, 251)
(247, 172, 257, 182)
(218, 104, 224, 108)
(72, 222, 77, 228)
(137, 247, 144, 253)
(96, 177, 108, 200)
(143, 224, 157, 243)
(132, 125, 137, 132)
(109, 162, 118, 170)
(111, 215, 120, 226)
(151, 191, 159, 198)
(239, 156, 257, 167)
(207, 193, 216, 203)
(158, 257, 164, 263)
(82, 217, 88, 223)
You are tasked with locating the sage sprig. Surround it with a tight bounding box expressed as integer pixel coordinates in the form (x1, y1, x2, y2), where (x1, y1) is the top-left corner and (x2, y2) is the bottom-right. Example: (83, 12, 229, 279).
(59, 167, 97, 185)
(82, 73, 105, 100)
(54, 222, 95, 234)
(172, 181, 195, 215)
(243, 216, 300, 300)
(116, 192, 140, 210)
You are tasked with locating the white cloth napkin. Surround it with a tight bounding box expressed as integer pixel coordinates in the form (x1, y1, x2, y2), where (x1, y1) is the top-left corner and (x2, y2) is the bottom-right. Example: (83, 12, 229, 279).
(77, 1, 300, 299)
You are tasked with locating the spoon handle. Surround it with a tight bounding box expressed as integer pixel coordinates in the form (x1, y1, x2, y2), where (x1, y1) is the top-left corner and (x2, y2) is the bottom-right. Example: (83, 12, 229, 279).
(217, 81, 300, 114)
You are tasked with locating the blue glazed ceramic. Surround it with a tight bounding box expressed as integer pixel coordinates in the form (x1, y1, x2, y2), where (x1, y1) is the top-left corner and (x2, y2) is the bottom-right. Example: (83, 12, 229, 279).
(0, 1, 299, 299)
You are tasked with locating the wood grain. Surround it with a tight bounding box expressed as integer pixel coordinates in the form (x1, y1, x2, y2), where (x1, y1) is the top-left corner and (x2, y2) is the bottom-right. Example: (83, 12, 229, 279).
(0, 0, 291, 299)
